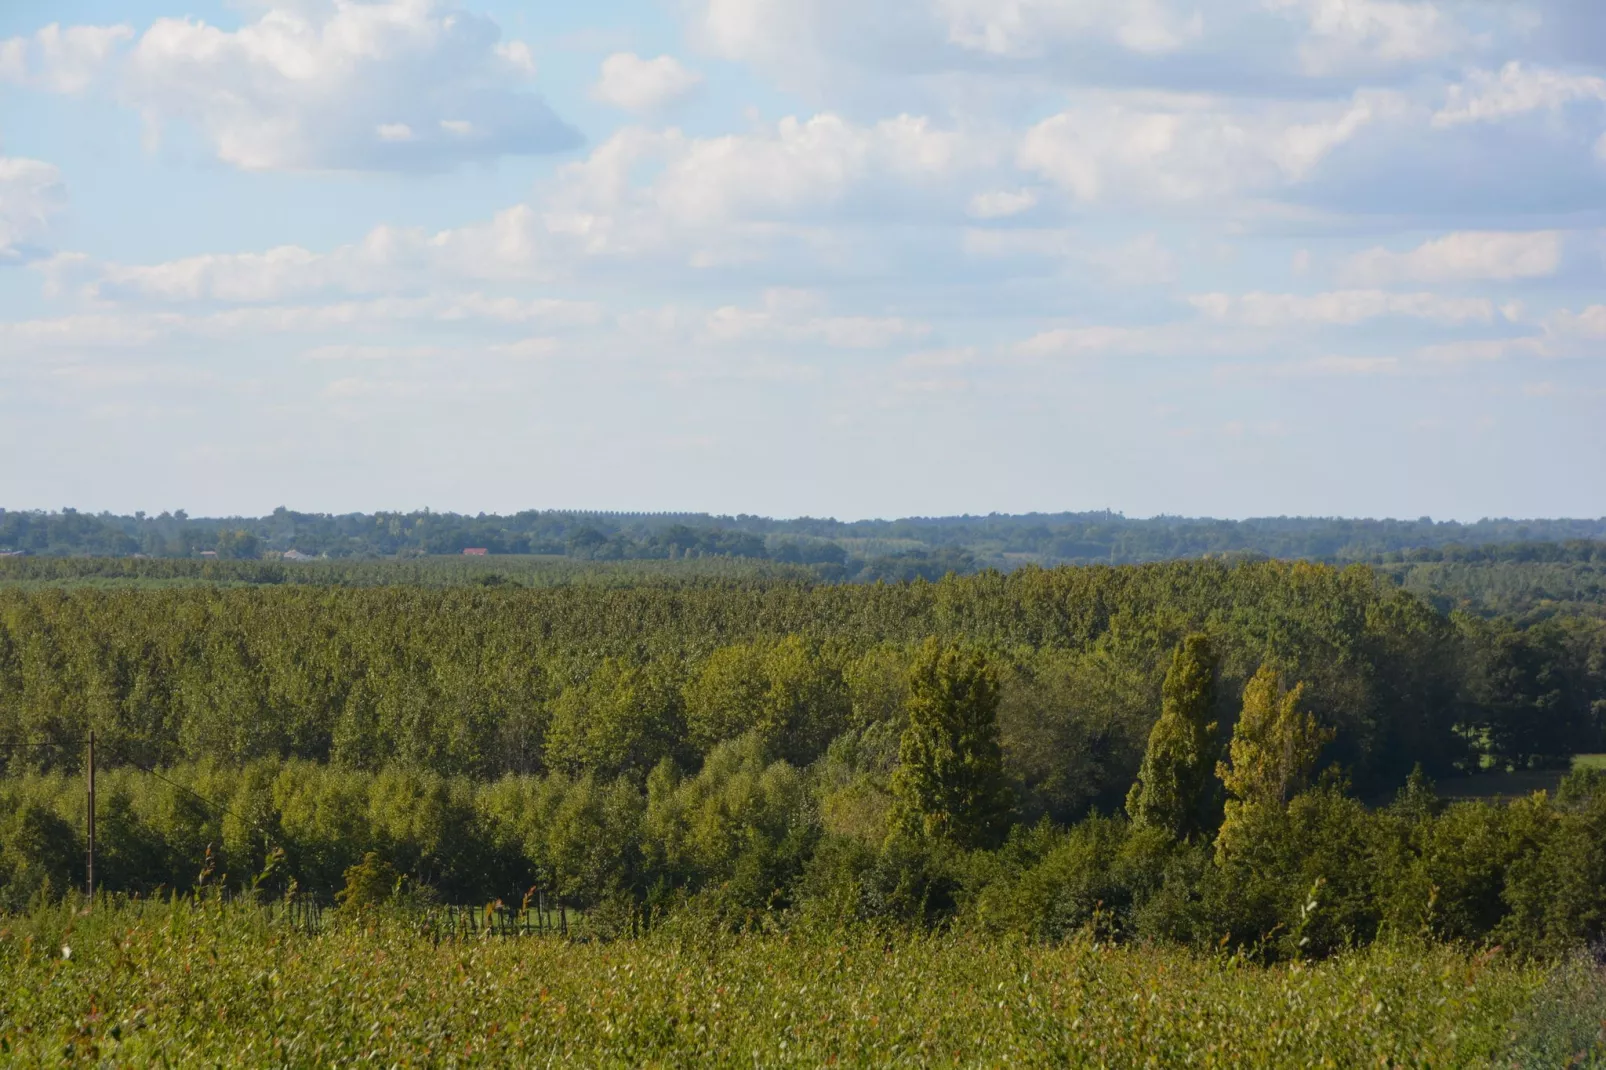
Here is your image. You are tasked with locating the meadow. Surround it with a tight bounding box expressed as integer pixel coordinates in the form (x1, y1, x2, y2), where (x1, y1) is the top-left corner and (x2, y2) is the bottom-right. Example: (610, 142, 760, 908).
(2, 897, 1602, 1067)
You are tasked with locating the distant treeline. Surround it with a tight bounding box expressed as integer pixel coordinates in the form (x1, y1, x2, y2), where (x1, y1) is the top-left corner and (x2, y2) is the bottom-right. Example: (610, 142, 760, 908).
(4, 507, 1604, 573)
(7, 545, 1606, 623)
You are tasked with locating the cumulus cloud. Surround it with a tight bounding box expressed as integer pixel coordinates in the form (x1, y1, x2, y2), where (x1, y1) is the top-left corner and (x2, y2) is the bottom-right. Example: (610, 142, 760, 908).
(1265, 0, 1466, 76)
(121, 0, 578, 171)
(700, 288, 929, 348)
(1545, 304, 1606, 340)
(966, 189, 1037, 219)
(592, 53, 703, 112)
(1434, 62, 1606, 126)
(532, 112, 986, 266)
(0, 156, 66, 258)
(35, 109, 986, 310)
(1017, 90, 1396, 204)
(935, 0, 1202, 58)
(1015, 325, 1150, 357)
(687, 0, 1497, 102)
(0, 23, 131, 93)
(1190, 289, 1497, 326)
(1341, 231, 1565, 285)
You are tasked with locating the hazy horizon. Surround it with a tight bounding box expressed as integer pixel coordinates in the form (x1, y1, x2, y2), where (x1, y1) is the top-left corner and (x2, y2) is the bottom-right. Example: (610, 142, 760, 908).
(6, 503, 1605, 526)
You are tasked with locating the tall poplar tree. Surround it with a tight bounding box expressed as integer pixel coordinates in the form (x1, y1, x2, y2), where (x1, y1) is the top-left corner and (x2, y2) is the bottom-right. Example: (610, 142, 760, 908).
(891, 639, 1013, 849)
(1126, 633, 1220, 841)
(1217, 666, 1332, 812)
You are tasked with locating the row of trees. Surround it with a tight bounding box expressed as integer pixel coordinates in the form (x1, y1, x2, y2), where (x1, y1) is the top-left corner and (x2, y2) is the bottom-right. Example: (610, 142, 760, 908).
(6, 507, 1604, 568)
(4, 635, 1603, 957)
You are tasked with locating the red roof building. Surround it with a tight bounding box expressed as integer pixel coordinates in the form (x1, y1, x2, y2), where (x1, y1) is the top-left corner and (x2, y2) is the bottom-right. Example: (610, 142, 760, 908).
(462, 547, 489, 556)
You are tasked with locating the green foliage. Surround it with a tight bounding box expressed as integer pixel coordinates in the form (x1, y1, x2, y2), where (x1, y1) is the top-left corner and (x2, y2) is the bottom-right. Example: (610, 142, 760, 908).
(1218, 668, 1333, 812)
(334, 851, 400, 912)
(0, 556, 1604, 964)
(1126, 634, 1220, 841)
(683, 636, 849, 765)
(891, 640, 1014, 850)
(1, 558, 1594, 786)
(544, 657, 685, 777)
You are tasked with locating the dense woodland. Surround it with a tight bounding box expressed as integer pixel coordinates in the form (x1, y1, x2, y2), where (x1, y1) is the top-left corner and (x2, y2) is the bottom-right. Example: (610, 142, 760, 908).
(2, 557, 1604, 957)
(5, 507, 1605, 574)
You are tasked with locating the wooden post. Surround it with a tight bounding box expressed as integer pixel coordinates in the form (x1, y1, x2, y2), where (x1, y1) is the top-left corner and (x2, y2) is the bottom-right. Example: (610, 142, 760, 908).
(85, 729, 96, 903)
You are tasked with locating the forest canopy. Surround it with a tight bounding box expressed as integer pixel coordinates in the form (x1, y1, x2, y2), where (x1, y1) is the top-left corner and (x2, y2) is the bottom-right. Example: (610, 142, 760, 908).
(1, 556, 1605, 958)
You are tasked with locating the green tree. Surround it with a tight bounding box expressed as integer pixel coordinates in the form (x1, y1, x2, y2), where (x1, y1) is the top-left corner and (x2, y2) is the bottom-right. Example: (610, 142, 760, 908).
(215, 529, 262, 560)
(891, 639, 1013, 849)
(1215, 666, 1333, 863)
(1126, 633, 1220, 841)
(683, 637, 848, 765)
(1218, 667, 1331, 810)
(544, 658, 684, 778)
(334, 851, 400, 912)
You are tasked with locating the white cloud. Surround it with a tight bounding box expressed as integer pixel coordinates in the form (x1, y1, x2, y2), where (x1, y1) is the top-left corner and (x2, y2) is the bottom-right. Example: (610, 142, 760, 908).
(936, 0, 1202, 58)
(1191, 289, 1497, 326)
(40, 107, 983, 306)
(592, 53, 703, 112)
(1016, 325, 1148, 357)
(962, 227, 1075, 259)
(1215, 354, 1403, 379)
(964, 228, 1177, 285)
(1545, 304, 1606, 340)
(1018, 90, 1395, 203)
(302, 343, 449, 361)
(530, 113, 986, 266)
(1434, 62, 1606, 126)
(52, 204, 584, 303)
(0, 23, 131, 94)
(0, 156, 65, 258)
(0, 293, 604, 357)
(489, 337, 559, 358)
(122, 0, 577, 171)
(1341, 231, 1565, 285)
(967, 189, 1037, 219)
(1416, 337, 1545, 363)
(1088, 233, 1178, 285)
(1265, 0, 1464, 75)
(700, 289, 929, 348)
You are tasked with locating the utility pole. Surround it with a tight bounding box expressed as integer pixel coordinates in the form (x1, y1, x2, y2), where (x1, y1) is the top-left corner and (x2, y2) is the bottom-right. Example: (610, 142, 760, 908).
(85, 730, 95, 904)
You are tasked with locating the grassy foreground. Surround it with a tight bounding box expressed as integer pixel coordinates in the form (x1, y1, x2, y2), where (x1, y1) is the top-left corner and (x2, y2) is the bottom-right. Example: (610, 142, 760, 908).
(1, 902, 1603, 1067)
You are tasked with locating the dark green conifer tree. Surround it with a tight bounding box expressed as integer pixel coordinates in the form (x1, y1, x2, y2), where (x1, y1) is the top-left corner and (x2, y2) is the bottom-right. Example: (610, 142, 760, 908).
(1126, 634, 1220, 841)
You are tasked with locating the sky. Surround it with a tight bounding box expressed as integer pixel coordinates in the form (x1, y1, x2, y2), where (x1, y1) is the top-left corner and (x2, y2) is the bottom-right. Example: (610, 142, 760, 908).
(0, 0, 1603, 522)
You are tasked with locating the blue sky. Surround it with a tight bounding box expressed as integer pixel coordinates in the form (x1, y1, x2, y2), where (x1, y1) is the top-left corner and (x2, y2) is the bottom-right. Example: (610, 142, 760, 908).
(1, 0, 1603, 521)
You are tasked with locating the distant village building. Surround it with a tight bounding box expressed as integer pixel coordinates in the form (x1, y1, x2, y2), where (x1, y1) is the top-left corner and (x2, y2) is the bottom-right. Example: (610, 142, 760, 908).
(199, 550, 218, 558)
(462, 547, 489, 556)
(282, 549, 316, 562)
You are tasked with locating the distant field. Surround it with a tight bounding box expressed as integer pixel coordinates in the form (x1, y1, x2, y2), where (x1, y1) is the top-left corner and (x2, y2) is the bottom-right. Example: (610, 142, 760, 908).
(1, 901, 1600, 1067)
(1431, 754, 1606, 802)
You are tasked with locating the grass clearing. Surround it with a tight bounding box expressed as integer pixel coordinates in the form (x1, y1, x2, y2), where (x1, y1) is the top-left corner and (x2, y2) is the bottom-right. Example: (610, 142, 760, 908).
(1, 900, 1602, 1067)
